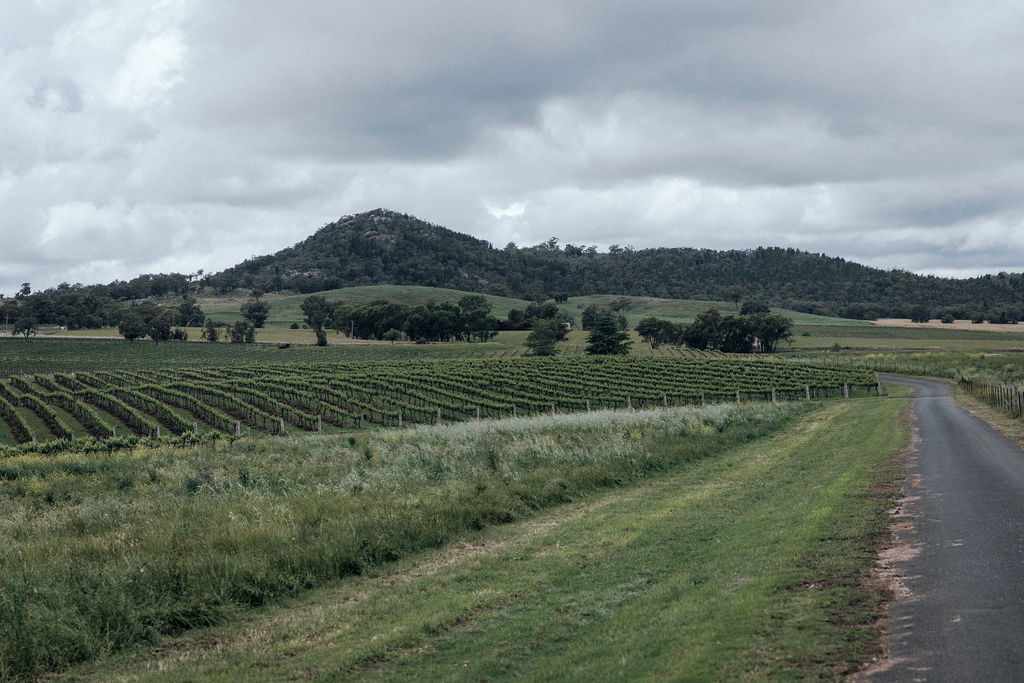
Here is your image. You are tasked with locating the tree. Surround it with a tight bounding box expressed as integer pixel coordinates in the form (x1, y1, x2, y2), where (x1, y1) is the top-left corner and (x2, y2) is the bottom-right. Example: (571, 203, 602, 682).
(230, 321, 256, 344)
(241, 300, 270, 328)
(585, 312, 632, 355)
(724, 286, 744, 309)
(750, 313, 793, 353)
(13, 316, 37, 338)
(740, 300, 771, 315)
(910, 305, 931, 323)
(683, 309, 723, 350)
(526, 319, 563, 356)
(118, 312, 147, 341)
(202, 319, 220, 342)
(302, 295, 333, 346)
(16, 283, 31, 299)
(581, 305, 602, 330)
(177, 296, 205, 327)
(382, 328, 402, 343)
(635, 316, 684, 347)
(718, 316, 756, 353)
(146, 309, 175, 343)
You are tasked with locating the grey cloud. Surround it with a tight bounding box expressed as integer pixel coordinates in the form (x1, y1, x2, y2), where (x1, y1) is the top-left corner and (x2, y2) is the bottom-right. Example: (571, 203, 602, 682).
(3, 1, 1024, 294)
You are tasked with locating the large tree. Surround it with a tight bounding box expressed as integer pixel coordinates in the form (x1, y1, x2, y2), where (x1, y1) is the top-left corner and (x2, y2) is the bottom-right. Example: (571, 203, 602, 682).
(117, 312, 148, 341)
(585, 312, 632, 355)
(241, 300, 270, 328)
(750, 313, 793, 353)
(13, 316, 37, 338)
(683, 309, 723, 350)
(302, 295, 333, 346)
(177, 296, 206, 327)
(525, 318, 563, 356)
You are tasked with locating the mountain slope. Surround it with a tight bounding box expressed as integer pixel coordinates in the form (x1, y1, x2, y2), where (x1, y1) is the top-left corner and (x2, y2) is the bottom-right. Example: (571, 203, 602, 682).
(206, 209, 1024, 318)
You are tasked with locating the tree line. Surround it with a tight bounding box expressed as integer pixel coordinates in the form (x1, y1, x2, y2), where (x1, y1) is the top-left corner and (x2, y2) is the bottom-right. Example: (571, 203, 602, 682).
(298, 294, 500, 346)
(635, 308, 793, 353)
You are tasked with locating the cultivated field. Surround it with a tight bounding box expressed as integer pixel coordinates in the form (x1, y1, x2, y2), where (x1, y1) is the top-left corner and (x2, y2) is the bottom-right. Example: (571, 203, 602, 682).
(0, 356, 877, 451)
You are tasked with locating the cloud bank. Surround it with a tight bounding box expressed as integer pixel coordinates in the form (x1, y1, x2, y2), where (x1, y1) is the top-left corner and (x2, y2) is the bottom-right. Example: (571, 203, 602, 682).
(3, 0, 1024, 293)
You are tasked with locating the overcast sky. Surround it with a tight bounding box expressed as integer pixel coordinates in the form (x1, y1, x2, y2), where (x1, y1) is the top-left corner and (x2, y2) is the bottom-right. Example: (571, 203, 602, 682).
(3, 1, 1024, 294)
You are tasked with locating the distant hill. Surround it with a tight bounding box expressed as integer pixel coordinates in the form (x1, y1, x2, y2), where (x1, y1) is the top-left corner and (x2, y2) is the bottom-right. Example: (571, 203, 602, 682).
(198, 208, 1024, 319)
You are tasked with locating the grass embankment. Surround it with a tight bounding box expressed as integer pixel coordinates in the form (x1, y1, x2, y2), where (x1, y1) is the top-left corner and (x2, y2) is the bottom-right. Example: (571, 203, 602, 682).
(48, 395, 907, 681)
(2, 402, 802, 680)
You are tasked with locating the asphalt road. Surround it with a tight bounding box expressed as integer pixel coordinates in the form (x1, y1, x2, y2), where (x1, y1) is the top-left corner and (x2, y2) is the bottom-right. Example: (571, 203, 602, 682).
(872, 375, 1024, 681)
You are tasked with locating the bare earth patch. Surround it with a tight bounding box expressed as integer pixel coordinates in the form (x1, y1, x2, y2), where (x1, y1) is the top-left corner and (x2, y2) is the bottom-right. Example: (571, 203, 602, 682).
(874, 318, 1024, 333)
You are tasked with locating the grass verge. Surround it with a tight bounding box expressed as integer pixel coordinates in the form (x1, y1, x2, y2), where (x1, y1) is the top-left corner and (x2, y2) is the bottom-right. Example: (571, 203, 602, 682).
(954, 387, 1024, 447)
(1, 402, 801, 680)
(56, 396, 909, 681)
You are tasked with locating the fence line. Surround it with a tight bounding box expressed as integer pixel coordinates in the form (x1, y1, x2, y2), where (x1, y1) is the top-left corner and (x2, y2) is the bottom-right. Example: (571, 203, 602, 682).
(960, 379, 1024, 418)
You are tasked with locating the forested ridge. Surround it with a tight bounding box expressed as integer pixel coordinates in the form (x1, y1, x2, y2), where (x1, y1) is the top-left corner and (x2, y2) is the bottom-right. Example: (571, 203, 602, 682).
(8, 208, 1024, 327)
(208, 209, 1024, 319)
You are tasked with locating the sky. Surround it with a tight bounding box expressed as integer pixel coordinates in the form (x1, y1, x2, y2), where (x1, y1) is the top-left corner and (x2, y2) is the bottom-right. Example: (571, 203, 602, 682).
(3, 1, 1024, 294)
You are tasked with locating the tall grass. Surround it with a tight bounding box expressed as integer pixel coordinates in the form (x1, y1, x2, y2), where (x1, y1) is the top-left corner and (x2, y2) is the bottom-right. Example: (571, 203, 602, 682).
(0, 402, 803, 679)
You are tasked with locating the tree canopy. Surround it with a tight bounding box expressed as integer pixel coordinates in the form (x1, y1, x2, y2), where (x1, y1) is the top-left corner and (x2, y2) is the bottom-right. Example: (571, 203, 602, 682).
(585, 312, 633, 355)
(525, 318, 567, 356)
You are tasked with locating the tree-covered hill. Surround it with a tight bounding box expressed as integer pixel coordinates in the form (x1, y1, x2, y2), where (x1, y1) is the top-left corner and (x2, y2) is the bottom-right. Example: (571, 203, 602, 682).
(206, 209, 1024, 320)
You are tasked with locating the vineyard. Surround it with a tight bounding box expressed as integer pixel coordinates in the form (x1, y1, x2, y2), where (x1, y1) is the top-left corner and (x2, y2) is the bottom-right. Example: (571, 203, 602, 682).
(0, 356, 878, 451)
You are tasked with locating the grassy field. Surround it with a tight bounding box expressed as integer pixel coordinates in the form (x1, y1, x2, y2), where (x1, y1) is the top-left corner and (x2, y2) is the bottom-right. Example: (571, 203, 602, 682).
(191, 284, 857, 327)
(34, 284, 1024, 355)
(196, 285, 529, 325)
(33, 321, 1024, 359)
(787, 324, 1024, 352)
(794, 350, 1024, 384)
(50, 392, 909, 681)
(561, 293, 865, 327)
(2, 401, 802, 679)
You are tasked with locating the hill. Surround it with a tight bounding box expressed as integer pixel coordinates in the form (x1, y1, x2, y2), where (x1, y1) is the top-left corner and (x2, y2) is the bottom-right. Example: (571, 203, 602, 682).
(197, 284, 859, 327)
(205, 209, 1024, 319)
